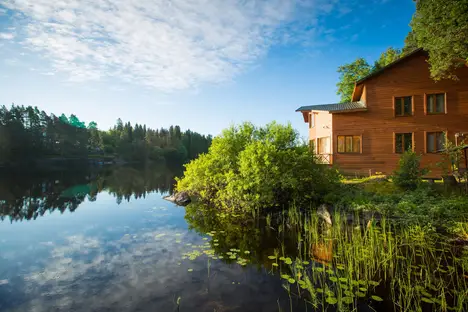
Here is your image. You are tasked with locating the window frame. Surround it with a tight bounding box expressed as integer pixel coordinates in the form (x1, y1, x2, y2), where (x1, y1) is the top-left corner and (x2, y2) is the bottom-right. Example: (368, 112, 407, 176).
(393, 96, 414, 117)
(425, 131, 447, 153)
(424, 93, 447, 115)
(337, 135, 362, 154)
(309, 112, 315, 128)
(393, 132, 414, 154)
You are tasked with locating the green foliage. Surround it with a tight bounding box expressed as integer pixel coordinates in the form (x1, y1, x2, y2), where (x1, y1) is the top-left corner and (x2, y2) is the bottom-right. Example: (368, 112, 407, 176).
(410, 0, 468, 80)
(392, 151, 429, 191)
(177, 122, 340, 212)
(336, 48, 403, 103)
(336, 58, 372, 103)
(403, 31, 419, 54)
(327, 176, 468, 232)
(0, 104, 212, 166)
(373, 47, 402, 70)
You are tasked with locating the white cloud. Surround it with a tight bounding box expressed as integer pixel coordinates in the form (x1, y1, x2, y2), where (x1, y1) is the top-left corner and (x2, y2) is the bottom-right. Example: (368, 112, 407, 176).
(3, 0, 335, 91)
(0, 32, 15, 40)
(4, 58, 19, 65)
(41, 71, 55, 76)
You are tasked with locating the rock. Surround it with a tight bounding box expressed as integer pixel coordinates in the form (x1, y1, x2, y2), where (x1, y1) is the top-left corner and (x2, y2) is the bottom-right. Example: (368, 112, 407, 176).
(317, 204, 332, 226)
(163, 191, 191, 206)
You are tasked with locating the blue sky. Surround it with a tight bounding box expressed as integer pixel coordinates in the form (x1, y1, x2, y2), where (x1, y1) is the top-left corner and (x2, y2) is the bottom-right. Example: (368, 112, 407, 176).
(0, 0, 415, 139)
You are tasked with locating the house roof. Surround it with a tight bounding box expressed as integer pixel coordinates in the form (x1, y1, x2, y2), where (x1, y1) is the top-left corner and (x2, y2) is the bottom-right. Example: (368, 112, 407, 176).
(356, 48, 424, 85)
(296, 101, 366, 113)
(351, 48, 425, 102)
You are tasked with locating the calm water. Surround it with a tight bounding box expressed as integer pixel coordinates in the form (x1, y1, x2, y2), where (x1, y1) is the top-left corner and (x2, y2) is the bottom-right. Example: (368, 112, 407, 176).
(0, 165, 298, 312)
(1, 165, 467, 312)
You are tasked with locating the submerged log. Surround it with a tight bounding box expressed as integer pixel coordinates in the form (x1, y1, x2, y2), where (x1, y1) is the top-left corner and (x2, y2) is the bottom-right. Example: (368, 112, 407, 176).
(311, 241, 333, 264)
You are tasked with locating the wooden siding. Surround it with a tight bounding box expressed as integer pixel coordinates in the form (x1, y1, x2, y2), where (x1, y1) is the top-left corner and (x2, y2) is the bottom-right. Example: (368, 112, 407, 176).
(332, 52, 468, 177)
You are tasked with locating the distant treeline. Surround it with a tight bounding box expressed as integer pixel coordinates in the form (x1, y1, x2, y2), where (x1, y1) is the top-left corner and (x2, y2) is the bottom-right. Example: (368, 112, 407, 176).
(0, 104, 212, 166)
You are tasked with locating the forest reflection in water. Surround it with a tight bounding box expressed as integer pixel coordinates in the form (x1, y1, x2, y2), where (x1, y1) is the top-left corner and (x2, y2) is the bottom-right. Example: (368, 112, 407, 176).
(0, 164, 181, 222)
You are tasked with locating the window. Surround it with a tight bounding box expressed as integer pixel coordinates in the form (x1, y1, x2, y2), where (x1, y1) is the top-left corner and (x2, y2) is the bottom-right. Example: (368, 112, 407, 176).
(317, 137, 330, 154)
(309, 113, 315, 128)
(394, 96, 412, 116)
(395, 133, 413, 153)
(426, 132, 446, 153)
(426, 93, 445, 114)
(337, 135, 361, 153)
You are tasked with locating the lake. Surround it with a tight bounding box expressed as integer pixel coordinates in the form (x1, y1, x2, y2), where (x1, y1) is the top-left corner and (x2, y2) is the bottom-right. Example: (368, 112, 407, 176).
(1, 165, 467, 312)
(0, 165, 300, 312)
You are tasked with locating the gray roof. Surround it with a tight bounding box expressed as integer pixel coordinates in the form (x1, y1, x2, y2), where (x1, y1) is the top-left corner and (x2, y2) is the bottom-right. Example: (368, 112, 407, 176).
(296, 101, 366, 113)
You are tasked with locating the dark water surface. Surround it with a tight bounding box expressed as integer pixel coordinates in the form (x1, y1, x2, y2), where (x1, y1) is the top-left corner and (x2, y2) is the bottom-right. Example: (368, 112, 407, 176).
(0, 165, 297, 312)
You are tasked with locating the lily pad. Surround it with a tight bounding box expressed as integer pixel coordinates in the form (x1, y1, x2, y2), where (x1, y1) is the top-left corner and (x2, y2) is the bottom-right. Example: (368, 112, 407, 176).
(342, 297, 354, 304)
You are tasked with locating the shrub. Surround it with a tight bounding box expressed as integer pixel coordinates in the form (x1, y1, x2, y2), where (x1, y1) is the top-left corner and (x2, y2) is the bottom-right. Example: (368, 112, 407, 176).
(392, 151, 428, 190)
(176, 122, 340, 213)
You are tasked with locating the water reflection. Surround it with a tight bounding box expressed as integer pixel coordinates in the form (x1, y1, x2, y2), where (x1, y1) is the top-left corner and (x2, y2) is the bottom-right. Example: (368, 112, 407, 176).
(0, 165, 298, 312)
(3, 167, 465, 312)
(0, 164, 180, 222)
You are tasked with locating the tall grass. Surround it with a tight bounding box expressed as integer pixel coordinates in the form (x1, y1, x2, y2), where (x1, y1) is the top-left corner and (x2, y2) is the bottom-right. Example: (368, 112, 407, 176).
(268, 205, 468, 311)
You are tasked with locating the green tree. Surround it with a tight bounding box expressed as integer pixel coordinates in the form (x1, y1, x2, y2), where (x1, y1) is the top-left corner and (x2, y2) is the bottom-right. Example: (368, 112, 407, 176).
(393, 151, 429, 190)
(177, 122, 340, 213)
(410, 0, 468, 80)
(336, 58, 372, 103)
(88, 121, 98, 129)
(403, 31, 419, 54)
(374, 47, 402, 71)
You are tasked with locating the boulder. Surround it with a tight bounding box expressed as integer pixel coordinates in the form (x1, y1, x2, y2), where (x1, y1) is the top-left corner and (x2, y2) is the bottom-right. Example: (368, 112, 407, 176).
(317, 204, 332, 226)
(163, 191, 191, 206)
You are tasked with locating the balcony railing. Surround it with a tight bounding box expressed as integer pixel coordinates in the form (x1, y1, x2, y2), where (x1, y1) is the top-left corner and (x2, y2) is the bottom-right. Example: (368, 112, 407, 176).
(316, 153, 332, 165)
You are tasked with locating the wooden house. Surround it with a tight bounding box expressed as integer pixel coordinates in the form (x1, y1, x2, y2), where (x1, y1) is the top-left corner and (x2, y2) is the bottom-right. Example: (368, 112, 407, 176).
(297, 49, 468, 177)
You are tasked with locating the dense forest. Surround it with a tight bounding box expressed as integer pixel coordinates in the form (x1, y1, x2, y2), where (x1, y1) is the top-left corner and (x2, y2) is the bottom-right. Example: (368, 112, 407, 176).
(0, 104, 212, 167)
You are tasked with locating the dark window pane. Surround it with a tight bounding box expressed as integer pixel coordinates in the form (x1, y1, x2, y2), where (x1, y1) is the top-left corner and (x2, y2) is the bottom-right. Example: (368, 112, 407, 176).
(436, 132, 446, 151)
(427, 95, 434, 113)
(427, 133, 435, 152)
(352, 136, 361, 153)
(337, 136, 345, 153)
(404, 133, 413, 151)
(395, 98, 402, 116)
(395, 134, 403, 153)
(436, 94, 445, 113)
(345, 136, 353, 153)
(404, 97, 412, 115)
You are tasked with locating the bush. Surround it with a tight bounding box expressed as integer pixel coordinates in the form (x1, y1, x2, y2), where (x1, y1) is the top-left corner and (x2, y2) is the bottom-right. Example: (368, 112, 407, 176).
(176, 122, 340, 213)
(392, 151, 428, 190)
